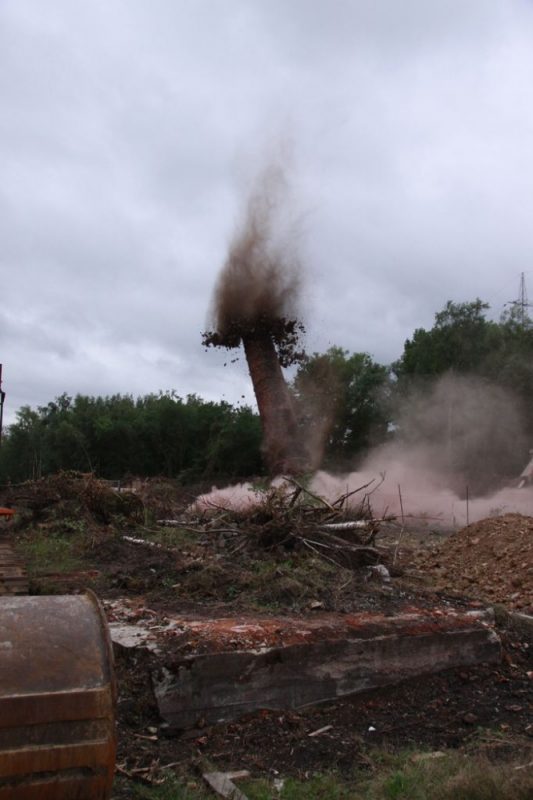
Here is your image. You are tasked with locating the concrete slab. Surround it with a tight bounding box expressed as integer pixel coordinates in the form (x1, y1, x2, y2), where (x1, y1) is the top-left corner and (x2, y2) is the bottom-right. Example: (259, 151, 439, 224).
(140, 608, 501, 730)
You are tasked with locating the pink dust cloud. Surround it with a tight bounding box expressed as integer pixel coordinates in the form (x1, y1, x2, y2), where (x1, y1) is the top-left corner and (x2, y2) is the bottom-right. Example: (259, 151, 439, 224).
(192, 369, 533, 527)
(192, 464, 533, 529)
(310, 465, 533, 529)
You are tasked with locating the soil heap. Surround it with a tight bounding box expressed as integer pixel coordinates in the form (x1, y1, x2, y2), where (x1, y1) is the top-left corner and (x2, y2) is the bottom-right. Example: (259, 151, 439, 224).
(419, 513, 533, 612)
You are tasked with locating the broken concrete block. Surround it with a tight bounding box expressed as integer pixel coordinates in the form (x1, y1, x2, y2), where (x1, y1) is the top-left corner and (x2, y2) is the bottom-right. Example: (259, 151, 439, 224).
(507, 611, 533, 643)
(109, 622, 160, 653)
(203, 771, 250, 799)
(151, 609, 501, 730)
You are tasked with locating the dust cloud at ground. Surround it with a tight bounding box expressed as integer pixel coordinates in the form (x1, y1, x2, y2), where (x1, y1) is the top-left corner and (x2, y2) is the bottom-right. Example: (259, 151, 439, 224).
(191, 479, 282, 513)
(393, 373, 525, 494)
(193, 470, 533, 528)
(312, 373, 533, 528)
(311, 465, 533, 529)
(195, 372, 533, 527)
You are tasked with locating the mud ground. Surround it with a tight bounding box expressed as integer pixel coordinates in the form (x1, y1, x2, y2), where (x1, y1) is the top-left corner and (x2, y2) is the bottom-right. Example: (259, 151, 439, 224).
(2, 475, 532, 795)
(113, 623, 531, 783)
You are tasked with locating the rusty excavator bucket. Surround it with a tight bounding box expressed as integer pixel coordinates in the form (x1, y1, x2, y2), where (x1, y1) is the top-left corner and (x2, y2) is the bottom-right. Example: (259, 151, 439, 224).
(0, 371, 116, 796)
(0, 591, 116, 799)
(0, 510, 28, 596)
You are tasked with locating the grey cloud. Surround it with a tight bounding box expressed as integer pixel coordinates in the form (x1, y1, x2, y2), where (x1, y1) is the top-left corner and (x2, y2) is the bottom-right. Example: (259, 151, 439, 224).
(2, 0, 533, 423)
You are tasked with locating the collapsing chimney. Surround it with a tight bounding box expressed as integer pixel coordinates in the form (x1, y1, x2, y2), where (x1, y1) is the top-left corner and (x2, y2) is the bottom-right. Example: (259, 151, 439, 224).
(202, 163, 309, 475)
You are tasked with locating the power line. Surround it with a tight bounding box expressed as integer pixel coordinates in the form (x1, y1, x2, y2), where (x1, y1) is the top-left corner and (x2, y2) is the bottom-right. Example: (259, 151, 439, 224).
(0, 364, 4, 447)
(505, 272, 533, 326)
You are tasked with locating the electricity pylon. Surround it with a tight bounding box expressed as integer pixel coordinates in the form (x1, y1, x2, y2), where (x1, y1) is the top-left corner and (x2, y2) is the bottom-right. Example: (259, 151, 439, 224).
(507, 272, 533, 327)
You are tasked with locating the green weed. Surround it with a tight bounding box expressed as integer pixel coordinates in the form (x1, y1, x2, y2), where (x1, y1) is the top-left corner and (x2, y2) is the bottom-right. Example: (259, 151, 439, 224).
(114, 773, 209, 799)
(243, 773, 354, 799)
(138, 525, 196, 549)
(17, 529, 87, 575)
(114, 752, 533, 800)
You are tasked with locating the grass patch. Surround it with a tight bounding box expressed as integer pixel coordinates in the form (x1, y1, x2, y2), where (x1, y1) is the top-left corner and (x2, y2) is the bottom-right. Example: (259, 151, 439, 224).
(365, 750, 533, 800)
(249, 556, 337, 608)
(114, 774, 209, 799)
(114, 749, 533, 800)
(242, 773, 354, 799)
(17, 527, 87, 575)
(138, 525, 197, 549)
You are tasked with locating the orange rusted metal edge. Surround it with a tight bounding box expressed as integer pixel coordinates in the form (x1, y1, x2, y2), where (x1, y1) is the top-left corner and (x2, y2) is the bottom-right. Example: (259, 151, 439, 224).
(85, 588, 118, 707)
(0, 539, 28, 595)
(0, 593, 117, 799)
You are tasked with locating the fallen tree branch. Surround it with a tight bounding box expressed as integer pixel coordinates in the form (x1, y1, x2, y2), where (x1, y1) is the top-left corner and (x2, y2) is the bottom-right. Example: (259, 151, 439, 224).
(284, 477, 337, 513)
(332, 479, 377, 509)
(321, 521, 371, 530)
(300, 538, 342, 568)
(299, 536, 382, 561)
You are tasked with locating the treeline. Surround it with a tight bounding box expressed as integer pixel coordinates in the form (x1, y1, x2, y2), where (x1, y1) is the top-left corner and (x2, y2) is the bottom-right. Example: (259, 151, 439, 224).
(2, 299, 533, 484)
(0, 393, 262, 483)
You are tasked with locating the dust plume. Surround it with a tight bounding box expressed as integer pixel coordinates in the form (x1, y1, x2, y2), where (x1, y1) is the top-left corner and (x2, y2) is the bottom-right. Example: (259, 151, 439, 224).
(208, 160, 303, 350)
(312, 373, 533, 527)
(393, 373, 525, 495)
(292, 354, 343, 471)
(195, 373, 533, 527)
(203, 159, 309, 475)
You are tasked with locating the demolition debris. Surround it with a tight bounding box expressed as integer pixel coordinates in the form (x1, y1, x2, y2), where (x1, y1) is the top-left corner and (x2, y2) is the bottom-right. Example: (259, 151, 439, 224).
(202, 162, 309, 475)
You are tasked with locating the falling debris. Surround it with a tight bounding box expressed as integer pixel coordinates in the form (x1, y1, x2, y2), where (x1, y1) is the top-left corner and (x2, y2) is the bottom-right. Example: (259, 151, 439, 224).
(203, 162, 309, 475)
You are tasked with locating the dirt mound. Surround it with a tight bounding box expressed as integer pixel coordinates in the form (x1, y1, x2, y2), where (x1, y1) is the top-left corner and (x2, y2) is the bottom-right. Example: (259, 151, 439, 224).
(2, 471, 144, 526)
(138, 477, 221, 520)
(419, 513, 533, 612)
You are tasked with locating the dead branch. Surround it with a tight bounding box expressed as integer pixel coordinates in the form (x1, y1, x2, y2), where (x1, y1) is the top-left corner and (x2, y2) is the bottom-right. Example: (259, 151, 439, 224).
(183, 476, 393, 574)
(298, 535, 382, 561)
(300, 538, 345, 569)
(332, 479, 377, 509)
(283, 477, 337, 513)
(321, 521, 371, 530)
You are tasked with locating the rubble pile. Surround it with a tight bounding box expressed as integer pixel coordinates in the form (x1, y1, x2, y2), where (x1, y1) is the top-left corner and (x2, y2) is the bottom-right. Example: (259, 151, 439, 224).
(1, 471, 144, 525)
(188, 479, 394, 571)
(419, 513, 533, 612)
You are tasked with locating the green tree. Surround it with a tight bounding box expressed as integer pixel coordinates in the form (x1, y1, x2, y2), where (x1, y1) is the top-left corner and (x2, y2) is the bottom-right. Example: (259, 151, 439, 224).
(393, 299, 502, 381)
(293, 347, 390, 467)
(0, 391, 263, 483)
(0, 406, 44, 481)
(391, 298, 533, 482)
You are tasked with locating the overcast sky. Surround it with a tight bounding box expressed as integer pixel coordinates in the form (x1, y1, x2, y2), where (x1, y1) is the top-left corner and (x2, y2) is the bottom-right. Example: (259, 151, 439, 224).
(2, 0, 533, 423)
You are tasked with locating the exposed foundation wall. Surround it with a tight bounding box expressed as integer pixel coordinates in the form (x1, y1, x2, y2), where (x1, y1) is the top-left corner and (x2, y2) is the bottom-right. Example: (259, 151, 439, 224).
(143, 610, 501, 730)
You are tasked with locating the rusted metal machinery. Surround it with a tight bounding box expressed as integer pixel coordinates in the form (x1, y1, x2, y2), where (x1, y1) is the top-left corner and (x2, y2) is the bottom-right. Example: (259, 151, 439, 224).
(0, 509, 28, 596)
(0, 591, 116, 799)
(0, 356, 117, 799)
(0, 501, 116, 797)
